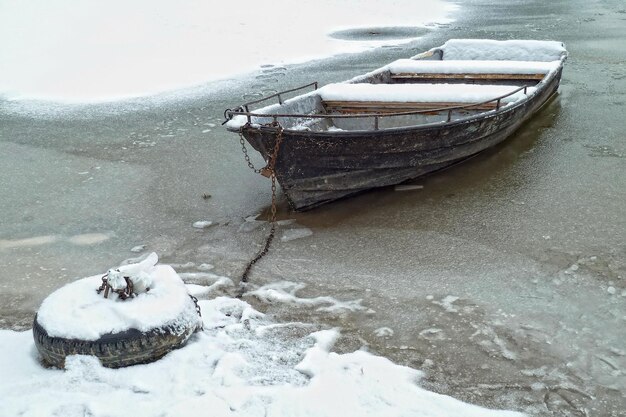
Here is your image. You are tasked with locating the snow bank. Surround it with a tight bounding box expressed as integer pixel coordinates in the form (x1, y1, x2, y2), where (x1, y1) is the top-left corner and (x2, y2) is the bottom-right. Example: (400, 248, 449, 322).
(387, 59, 561, 74)
(436, 39, 567, 62)
(319, 83, 534, 104)
(37, 263, 201, 340)
(0, 0, 456, 102)
(0, 296, 525, 417)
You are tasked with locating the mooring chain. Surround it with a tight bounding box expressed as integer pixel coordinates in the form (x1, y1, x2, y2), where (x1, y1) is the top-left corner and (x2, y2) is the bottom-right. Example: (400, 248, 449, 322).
(96, 272, 135, 300)
(238, 128, 262, 174)
(238, 124, 284, 292)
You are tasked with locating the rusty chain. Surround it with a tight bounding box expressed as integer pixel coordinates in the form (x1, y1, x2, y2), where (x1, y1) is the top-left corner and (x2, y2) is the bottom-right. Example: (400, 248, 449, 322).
(96, 272, 135, 300)
(238, 123, 284, 290)
(238, 129, 262, 174)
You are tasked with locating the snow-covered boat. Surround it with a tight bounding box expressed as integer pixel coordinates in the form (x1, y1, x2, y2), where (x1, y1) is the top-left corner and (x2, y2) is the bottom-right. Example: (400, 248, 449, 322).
(224, 39, 567, 211)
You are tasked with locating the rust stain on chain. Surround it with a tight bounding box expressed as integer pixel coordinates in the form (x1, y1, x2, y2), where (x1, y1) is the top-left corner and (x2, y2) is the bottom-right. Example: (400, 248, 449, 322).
(238, 123, 284, 291)
(96, 273, 136, 300)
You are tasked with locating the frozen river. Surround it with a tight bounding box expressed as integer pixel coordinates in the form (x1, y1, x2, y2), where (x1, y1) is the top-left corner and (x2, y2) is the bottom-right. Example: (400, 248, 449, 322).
(0, 0, 454, 102)
(0, 0, 625, 415)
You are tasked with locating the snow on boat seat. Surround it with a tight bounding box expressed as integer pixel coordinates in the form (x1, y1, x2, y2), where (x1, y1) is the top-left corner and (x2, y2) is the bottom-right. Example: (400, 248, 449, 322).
(319, 83, 535, 113)
(422, 39, 567, 62)
(386, 59, 561, 82)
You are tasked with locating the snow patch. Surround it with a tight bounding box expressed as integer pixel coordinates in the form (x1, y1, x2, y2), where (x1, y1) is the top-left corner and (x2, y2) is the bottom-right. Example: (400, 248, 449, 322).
(130, 244, 147, 253)
(0, 0, 456, 102)
(432, 295, 460, 313)
(185, 277, 234, 297)
(248, 281, 365, 313)
(374, 327, 395, 337)
(197, 263, 214, 271)
(192, 220, 214, 229)
(0, 296, 525, 417)
(0, 235, 58, 249)
(419, 328, 446, 341)
(66, 233, 112, 246)
(0, 233, 112, 249)
(281, 228, 314, 242)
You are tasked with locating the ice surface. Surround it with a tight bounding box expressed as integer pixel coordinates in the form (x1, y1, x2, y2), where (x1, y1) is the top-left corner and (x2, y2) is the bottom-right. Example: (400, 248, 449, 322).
(0, 233, 112, 249)
(0, 0, 456, 102)
(36, 262, 201, 340)
(0, 296, 525, 417)
(319, 83, 535, 104)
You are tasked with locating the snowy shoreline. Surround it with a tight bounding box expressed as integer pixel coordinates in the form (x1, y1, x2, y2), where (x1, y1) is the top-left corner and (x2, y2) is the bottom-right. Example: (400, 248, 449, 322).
(0, 268, 524, 417)
(0, 0, 457, 104)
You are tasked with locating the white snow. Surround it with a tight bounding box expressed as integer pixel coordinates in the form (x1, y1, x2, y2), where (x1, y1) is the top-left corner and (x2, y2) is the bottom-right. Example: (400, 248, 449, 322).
(387, 59, 561, 74)
(432, 295, 460, 313)
(130, 244, 147, 253)
(435, 39, 567, 62)
(193, 220, 214, 229)
(36, 262, 201, 340)
(374, 327, 395, 337)
(65, 233, 112, 245)
(419, 328, 446, 341)
(0, 296, 525, 417)
(319, 83, 535, 104)
(248, 281, 366, 313)
(185, 277, 234, 297)
(281, 228, 314, 242)
(197, 263, 215, 271)
(0, 0, 456, 102)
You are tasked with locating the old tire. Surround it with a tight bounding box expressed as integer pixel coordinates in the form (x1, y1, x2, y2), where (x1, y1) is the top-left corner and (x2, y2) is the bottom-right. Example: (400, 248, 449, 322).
(32, 263, 203, 368)
(33, 306, 201, 368)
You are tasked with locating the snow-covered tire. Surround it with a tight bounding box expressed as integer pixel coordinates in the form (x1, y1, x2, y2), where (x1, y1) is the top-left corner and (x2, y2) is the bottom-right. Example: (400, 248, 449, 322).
(32, 262, 203, 368)
(33, 306, 201, 369)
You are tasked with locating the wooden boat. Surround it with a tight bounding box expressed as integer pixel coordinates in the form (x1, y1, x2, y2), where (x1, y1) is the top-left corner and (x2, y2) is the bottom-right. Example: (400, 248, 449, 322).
(224, 39, 567, 211)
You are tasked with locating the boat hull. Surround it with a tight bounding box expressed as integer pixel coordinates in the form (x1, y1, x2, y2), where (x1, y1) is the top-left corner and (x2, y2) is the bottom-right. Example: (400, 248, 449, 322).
(241, 67, 563, 211)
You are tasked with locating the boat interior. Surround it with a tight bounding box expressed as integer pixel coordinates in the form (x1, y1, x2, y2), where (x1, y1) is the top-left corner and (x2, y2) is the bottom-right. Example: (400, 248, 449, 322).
(246, 61, 555, 132)
(227, 40, 566, 133)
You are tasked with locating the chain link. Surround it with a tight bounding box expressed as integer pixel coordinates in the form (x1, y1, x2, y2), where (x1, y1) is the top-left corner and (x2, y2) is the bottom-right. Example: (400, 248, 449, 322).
(239, 128, 262, 173)
(239, 125, 284, 290)
(96, 273, 136, 300)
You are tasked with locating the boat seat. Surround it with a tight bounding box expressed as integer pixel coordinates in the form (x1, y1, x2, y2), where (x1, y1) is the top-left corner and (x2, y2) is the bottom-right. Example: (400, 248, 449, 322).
(323, 101, 500, 113)
(319, 83, 535, 114)
(433, 39, 567, 62)
(385, 59, 559, 83)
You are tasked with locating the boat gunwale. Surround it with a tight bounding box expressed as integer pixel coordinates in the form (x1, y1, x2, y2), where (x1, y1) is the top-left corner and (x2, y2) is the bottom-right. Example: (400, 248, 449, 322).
(227, 57, 565, 137)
